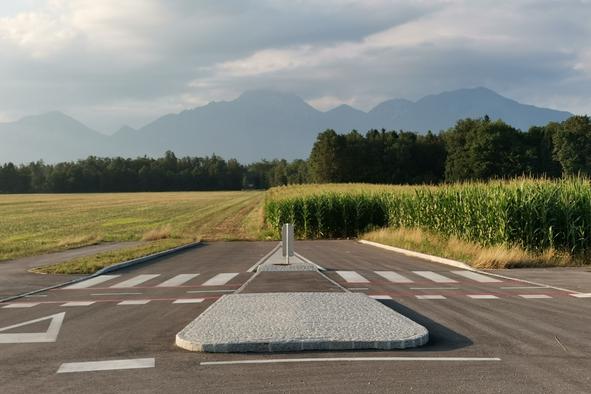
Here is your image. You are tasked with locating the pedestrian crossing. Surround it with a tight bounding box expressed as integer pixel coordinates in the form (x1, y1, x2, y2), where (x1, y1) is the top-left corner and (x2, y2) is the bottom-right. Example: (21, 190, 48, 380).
(63, 272, 241, 290)
(110, 274, 160, 288)
(157, 274, 200, 287)
(336, 269, 498, 285)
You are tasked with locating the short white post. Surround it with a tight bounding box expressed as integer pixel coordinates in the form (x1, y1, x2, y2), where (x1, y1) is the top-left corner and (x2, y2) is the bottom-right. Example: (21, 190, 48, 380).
(281, 223, 294, 265)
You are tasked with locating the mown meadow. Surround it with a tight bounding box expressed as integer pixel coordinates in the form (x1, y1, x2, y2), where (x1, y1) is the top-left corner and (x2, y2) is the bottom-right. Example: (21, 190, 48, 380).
(264, 179, 591, 267)
(0, 191, 264, 273)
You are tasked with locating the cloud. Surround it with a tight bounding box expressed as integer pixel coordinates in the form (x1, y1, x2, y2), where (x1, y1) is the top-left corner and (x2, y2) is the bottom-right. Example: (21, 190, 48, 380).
(0, 0, 589, 132)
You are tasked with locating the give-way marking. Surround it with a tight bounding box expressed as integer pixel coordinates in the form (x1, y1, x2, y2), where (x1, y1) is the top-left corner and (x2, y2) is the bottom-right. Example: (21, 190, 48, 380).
(200, 357, 502, 366)
(57, 358, 155, 373)
(0, 312, 65, 343)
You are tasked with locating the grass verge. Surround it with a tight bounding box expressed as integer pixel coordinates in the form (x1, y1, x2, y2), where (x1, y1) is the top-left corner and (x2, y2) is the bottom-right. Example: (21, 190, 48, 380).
(32, 238, 192, 275)
(361, 227, 582, 269)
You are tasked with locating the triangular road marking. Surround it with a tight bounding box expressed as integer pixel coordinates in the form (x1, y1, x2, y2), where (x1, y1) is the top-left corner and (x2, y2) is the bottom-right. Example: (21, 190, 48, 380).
(0, 312, 65, 343)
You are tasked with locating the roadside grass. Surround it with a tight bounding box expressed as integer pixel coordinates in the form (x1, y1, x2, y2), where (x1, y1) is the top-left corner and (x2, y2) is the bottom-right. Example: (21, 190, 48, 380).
(361, 227, 580, 269)
(1, 191, 266, 274)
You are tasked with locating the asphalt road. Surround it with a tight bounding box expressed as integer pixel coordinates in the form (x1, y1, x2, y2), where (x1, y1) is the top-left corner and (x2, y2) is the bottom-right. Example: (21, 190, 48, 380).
(1, 240, 590, 393)
(0, 242, 142, 300)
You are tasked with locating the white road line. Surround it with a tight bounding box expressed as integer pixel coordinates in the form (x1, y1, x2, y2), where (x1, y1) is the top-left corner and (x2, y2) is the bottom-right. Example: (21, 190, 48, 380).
(467, 295, 499, 299)
(202, 273, 239, 286)
(110, 274, 160, 288)
(173, 298, 205, 304)
(117, 300, 151, 305)
(500, 286, 548, 290)
(200, 357, 501, 366)
(570, 293, 591, 298)
(410, 287, 458, 290)
(452, 270, 502, 283)
(91, 292, 142, 296)
(64, 275, 120, 289)
(416, 295, 446, 300)
(157, 274, 200, 287)
(2, 303, 39, 308)
(61, 301, 95, 307)
(348, 288, 369, 291)
(0, 312, 65, 343)
(413, 271, 458, 283)
(57, 358, 155, 373)
(519, 294, 552, 299)
(186, 289, 234, 294)
(369, 295, 392, 300)
(336, 271, 369, 283)
(294, 252, 326, 271)
(374, 271, 413, 283)
(474, 271, 580, 294)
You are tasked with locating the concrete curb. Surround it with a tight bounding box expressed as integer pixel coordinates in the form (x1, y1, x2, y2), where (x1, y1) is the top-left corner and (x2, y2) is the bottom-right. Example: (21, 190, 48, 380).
(358, 239, 474, 270)
(246, 243, 281, 272)
(0, 241, 202, 303)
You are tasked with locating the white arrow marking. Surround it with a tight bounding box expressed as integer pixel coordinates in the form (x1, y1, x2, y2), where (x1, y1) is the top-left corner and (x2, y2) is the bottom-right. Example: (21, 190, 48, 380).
(0, 312, 65, 343)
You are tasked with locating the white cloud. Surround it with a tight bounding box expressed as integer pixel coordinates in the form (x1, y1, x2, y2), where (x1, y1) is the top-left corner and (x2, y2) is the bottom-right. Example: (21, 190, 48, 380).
(0, 0, 589, 130)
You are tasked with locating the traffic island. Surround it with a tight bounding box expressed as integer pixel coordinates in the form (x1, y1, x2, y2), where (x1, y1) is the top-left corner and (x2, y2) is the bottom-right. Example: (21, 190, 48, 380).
(175, 292, 429, 352)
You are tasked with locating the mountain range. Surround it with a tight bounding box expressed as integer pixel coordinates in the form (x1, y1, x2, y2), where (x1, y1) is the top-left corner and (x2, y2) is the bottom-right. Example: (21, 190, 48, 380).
(0, 87, 573, 164)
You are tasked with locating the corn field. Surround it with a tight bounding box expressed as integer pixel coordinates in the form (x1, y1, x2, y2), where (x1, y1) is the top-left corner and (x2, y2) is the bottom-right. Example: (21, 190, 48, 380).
(264, 179, 591, 254)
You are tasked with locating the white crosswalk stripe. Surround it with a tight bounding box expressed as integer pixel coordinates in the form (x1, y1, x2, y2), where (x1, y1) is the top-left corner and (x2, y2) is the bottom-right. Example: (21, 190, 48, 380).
(61, 301, 95, 307)
(413, 271, 458, 283)
(467, 295, 499, 299)
(117, 300, 151, 305)
(202, 273, 239, 286)
(2, 303, 39, 308)
(416, 295, 446, 300)
(173, 298, 205, 304)
(64, 275, 120, 289)
(570, 293, 591, 298)
(110, 274, 160, 288)
(519, 294, 552, 299)
(336, 271, 369, 283)
(157, 274, 200, 287)
(374, 271, 413, 283)
(452, 270, 502, 283)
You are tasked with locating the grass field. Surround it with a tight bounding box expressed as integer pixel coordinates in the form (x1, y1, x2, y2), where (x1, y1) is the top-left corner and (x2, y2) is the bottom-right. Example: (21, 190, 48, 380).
(4, 180, 590, 274)
(0, 191, 265, 273)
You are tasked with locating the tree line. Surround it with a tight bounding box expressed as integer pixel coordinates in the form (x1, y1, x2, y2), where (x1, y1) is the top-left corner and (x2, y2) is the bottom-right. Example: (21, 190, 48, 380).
(0, 115, 589, 193)
(0, 152, 306, 193)
(308, 115, 591, 183)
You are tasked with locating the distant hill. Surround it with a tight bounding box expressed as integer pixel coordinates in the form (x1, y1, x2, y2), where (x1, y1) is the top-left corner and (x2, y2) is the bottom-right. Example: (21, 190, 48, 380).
(0, 87, 573, 163)
(0, 111, 109, 164)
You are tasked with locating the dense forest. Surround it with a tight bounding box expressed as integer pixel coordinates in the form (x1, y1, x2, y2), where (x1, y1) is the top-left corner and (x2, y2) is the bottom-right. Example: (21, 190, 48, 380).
(0, 115, 589, 193)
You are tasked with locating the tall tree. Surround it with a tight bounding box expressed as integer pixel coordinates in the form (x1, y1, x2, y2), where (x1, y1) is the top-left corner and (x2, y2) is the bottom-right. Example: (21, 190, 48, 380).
(552, 115, 591, 176)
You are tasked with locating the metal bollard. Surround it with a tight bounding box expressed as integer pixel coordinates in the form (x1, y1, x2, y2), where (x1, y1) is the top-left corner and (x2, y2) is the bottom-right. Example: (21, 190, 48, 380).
(281, 223, 294, 265)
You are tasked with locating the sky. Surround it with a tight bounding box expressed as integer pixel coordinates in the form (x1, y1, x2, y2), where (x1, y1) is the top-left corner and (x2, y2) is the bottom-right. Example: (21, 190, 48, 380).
(0, 0, 589, 134)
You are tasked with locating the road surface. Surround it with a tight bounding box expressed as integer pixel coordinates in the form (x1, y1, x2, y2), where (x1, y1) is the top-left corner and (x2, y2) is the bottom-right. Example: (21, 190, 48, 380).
(1, 240, 590, 393)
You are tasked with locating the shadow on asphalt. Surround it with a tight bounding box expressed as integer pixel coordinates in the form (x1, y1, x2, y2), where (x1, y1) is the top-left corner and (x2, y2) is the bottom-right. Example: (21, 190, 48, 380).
(379, 299, 472, 351)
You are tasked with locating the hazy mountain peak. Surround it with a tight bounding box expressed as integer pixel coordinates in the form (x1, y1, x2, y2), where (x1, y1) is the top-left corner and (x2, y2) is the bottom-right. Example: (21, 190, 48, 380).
(1, 87, 573, 164)
(117, 125, 136, 132)
(17, 111, 96, 133)
(370, 98, 413, 112)
(327, 104, 366, 114)
(235, 89, 314, 110)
